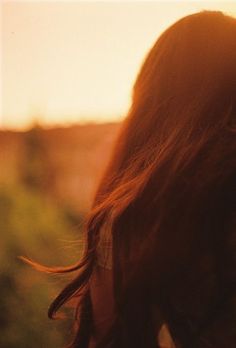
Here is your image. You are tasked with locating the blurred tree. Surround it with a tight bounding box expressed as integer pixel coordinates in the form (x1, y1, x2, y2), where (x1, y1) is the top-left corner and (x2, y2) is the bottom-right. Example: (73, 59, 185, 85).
(22, 125, 49, 191)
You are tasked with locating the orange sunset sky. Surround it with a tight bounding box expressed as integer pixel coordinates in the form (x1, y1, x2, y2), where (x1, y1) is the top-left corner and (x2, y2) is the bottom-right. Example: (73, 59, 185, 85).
(2, 1, 236, 130)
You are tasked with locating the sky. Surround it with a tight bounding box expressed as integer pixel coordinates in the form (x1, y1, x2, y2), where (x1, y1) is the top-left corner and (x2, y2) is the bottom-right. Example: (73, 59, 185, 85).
(2, 1, 236, 130)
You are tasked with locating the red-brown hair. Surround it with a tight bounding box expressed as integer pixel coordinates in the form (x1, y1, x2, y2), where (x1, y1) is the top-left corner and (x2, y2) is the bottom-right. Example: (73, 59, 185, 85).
(25, 10, 236, 348)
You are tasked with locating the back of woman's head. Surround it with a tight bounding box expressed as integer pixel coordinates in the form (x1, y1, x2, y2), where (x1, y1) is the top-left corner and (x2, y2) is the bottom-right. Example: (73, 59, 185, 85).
(93, 8, 236, 284)
(119, 10, 236, 180)
(49, 10, 236, 348)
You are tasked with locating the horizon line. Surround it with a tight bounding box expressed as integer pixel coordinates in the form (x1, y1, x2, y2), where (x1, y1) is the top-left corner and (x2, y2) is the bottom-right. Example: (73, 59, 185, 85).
(0, 118, 122, 133)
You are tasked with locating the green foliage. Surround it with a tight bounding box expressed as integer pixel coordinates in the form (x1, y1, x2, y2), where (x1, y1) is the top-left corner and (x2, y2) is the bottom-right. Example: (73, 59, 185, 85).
(0, 126, 87, 347)
(0, 184, 84, 348)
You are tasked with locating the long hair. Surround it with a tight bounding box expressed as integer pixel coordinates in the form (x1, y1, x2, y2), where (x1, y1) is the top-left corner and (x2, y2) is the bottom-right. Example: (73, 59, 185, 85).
(26, 10, 236, 348)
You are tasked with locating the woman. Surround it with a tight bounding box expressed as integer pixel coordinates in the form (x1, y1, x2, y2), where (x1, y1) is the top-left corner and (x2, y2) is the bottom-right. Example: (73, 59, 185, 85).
(31, 10, 236, 348)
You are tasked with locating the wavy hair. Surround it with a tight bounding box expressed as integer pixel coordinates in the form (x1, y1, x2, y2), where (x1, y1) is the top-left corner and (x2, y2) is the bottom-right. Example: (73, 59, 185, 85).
(24, 10, 236, 348)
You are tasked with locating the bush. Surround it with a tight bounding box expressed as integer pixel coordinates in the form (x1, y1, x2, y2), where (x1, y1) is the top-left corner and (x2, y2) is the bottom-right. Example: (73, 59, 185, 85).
(0, 184, 84, 348)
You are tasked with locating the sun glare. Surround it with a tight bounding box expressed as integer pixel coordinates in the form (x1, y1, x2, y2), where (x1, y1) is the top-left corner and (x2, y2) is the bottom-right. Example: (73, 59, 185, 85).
(2, 1, 236, 130)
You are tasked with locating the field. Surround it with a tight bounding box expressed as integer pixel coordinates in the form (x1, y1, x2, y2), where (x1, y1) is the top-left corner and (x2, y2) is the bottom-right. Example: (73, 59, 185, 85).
(0, 122, 120, 347)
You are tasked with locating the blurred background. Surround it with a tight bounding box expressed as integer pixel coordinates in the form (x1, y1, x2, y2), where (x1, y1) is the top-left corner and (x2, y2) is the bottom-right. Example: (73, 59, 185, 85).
(1, 1, 236, 347)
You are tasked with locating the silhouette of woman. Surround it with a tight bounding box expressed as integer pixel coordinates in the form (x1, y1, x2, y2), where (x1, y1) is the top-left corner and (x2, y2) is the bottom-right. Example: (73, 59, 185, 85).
(30, 10, 236, 348)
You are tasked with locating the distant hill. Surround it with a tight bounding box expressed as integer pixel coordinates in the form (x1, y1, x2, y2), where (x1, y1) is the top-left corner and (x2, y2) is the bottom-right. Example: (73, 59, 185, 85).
(0, 122, 121, 212)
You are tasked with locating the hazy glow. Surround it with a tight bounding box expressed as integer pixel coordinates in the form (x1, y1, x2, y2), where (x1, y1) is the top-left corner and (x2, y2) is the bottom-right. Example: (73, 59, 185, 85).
(2, 1, 236, 129)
